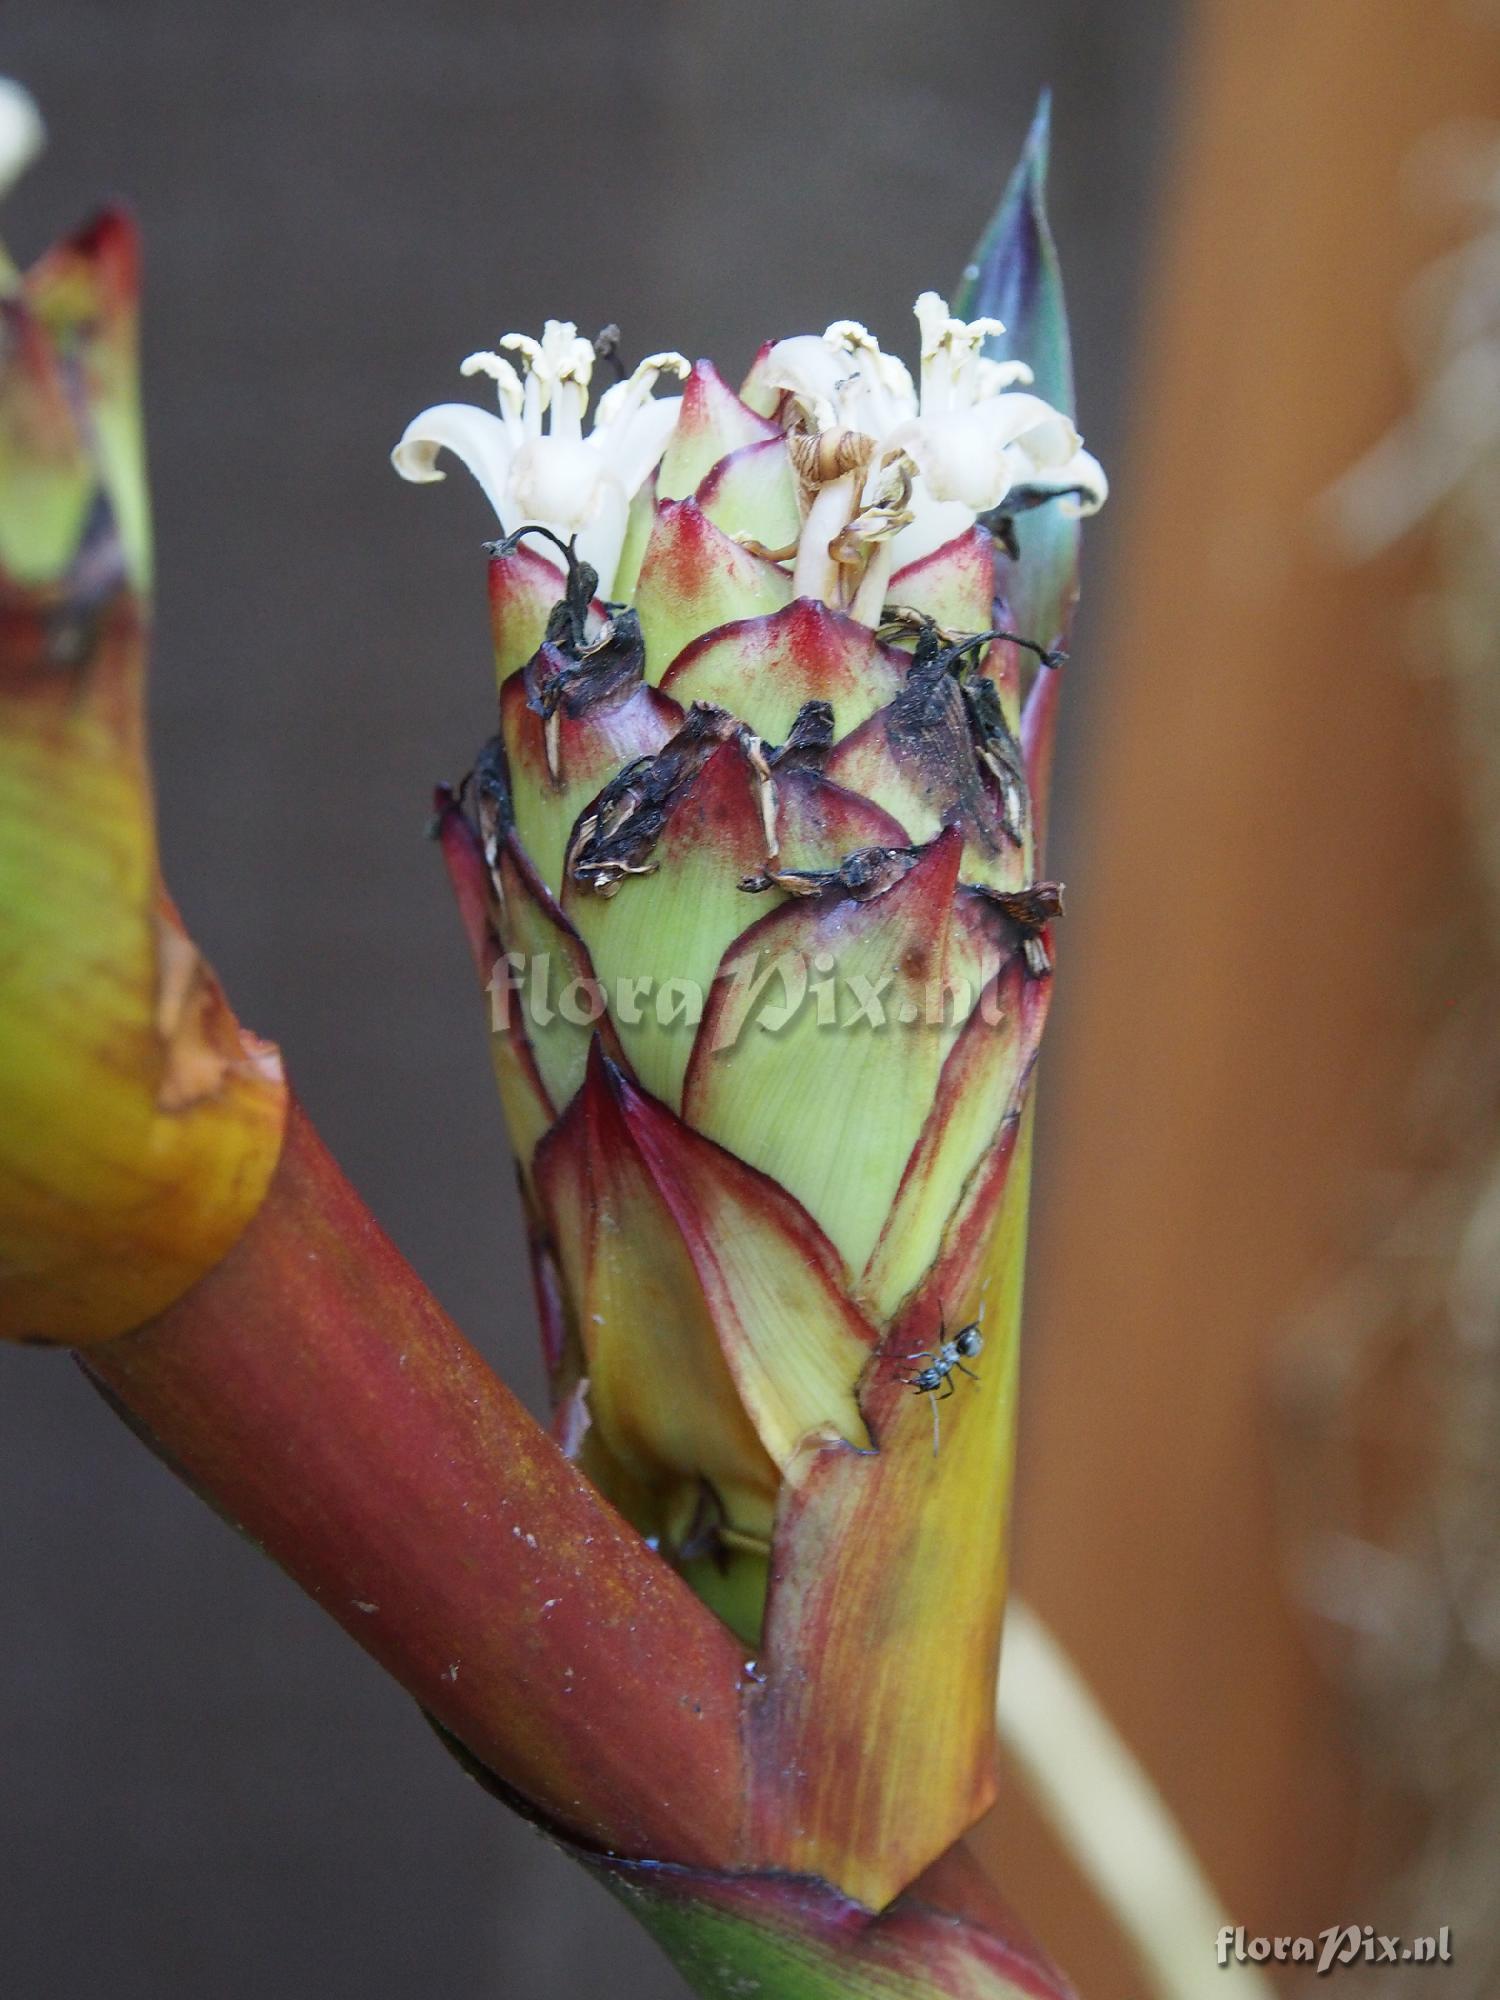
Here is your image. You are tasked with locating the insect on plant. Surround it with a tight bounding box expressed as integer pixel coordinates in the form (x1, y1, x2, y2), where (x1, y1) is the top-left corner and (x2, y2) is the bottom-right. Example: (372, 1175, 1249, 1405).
(905, 1310, 985, 1455)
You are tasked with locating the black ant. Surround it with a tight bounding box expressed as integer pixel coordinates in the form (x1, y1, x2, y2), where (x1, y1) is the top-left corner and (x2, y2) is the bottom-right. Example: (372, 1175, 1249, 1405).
(904, 1309, 984, 1456)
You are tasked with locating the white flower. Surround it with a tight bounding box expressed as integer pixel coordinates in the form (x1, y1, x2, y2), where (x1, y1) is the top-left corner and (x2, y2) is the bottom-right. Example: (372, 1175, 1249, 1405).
(761, 293, 1107, 618)
(0, 78, 44, 207)
(392, 320, 689, 596)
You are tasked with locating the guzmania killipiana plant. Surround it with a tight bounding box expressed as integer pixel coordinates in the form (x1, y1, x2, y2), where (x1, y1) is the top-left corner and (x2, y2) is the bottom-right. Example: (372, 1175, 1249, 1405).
(0, 75, 1106, 1998)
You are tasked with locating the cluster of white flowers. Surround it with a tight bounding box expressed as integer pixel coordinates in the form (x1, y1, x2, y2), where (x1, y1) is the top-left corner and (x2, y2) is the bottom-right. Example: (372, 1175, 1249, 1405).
(760, 293, 1105, 616)
(394, 293, 1105, 609)
(392, 321, 689, 595)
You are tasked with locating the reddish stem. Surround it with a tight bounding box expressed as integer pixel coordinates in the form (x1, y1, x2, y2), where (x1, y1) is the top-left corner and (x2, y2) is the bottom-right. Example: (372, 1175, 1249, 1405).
(87, 1100, 748, 1865)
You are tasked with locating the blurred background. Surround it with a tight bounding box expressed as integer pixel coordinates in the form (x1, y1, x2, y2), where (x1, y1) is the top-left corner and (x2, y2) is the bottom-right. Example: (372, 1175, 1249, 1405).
(4, 2, 1499, 1995)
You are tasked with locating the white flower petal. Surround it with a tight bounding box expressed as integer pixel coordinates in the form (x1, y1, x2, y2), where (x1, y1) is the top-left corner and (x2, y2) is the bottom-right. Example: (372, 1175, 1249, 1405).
(889, 491, 981, 572)
(970, 393, 1082, 468)
(1022, 446, 1110, 517)
(888, 413, 1015, 514)
(0, 78, 43, 204)
(391, 403, 517, 521)
(603, 394, 683, 501)
(572, 485, 631, 597)
(757, 335, 847, 427)
(510, 435, 614, 533)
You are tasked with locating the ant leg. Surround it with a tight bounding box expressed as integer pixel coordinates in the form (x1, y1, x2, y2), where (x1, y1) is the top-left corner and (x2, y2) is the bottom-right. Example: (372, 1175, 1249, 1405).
(938, 1374, 956, 1399)
(955, 1361, 981, 1384)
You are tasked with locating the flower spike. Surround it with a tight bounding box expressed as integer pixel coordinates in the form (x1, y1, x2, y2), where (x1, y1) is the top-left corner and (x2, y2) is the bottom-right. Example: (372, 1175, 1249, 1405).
(400, 111, 1107, 1918)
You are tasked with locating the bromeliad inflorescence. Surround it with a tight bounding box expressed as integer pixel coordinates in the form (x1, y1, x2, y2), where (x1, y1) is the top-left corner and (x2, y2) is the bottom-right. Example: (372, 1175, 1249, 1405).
(396, 214, 1105, 1911)
(0, 72, 1111, 1984)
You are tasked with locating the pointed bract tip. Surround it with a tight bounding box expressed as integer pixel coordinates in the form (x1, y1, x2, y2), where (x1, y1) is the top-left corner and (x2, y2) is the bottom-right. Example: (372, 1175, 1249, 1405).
(954, 88, 1072, 417)
(584, 1029, 627, 1100)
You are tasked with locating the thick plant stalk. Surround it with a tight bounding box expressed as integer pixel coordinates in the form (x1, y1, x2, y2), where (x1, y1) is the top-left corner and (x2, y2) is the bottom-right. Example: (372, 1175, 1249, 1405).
(1, 84, 1102, 1999)
(86, 1102, 749, 1865)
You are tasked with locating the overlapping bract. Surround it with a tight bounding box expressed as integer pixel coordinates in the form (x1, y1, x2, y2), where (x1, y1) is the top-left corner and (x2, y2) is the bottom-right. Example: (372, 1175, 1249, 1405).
(416, 98, 1092, 1912)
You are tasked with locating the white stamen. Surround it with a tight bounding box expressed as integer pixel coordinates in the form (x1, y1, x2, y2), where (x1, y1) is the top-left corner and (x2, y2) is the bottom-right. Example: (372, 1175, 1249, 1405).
(977, 357, 1035, 395)
(595, 352, 691, 432)
(460, 351, 526, 422)
(499, 331, 546, 374)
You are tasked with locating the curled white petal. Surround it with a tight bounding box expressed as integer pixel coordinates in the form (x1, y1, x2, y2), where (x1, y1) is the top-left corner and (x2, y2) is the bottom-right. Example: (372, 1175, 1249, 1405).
(791, 471, 862, 601)
(0, 78, 43, 204)
(390, 403, 517, 520)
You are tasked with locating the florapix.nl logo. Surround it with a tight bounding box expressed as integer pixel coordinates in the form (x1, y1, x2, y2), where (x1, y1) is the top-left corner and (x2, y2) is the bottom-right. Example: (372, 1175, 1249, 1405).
(489, 943, 1021, 1050)
(1218, 1926, 1453, 1975)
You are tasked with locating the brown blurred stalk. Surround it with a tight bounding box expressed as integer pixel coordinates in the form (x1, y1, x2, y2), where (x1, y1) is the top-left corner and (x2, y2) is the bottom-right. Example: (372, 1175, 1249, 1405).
(978, 2, 1500, 1990)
